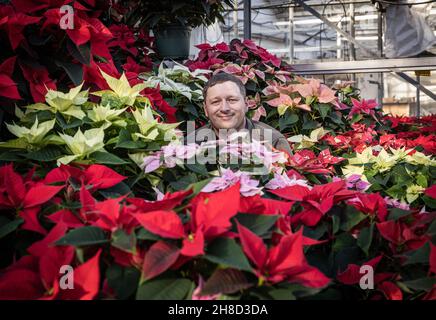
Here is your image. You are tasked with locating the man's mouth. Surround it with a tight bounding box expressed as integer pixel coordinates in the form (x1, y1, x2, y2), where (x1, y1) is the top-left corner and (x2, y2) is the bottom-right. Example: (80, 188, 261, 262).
(218, 114, 234, 120)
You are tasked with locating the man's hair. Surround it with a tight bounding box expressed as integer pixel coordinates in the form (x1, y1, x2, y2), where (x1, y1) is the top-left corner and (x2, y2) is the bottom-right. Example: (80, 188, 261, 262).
(203, 72, 246, 100)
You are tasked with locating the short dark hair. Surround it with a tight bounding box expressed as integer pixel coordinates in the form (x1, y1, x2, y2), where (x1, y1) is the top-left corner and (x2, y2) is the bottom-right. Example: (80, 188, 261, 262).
(203, 72, 246, 100)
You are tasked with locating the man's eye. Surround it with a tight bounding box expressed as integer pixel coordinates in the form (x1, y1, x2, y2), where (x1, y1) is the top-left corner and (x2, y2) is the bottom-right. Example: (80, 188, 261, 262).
(228, 98, 238, 103)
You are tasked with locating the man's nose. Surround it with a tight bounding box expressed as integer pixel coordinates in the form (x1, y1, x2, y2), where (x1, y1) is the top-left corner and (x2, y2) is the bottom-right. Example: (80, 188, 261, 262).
(220, 100, 231, 111)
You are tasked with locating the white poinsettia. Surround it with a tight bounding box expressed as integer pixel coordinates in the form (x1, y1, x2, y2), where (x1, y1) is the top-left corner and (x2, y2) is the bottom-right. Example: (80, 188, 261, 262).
(6, 117, 55, 145)
(87, 104, 127, 128)
(57, 127, 105, 165)
(140, 61, 209, 101)
(30, 83, 88, 119)
(92, 70, 147, 106)
(406, 184, 426, 203)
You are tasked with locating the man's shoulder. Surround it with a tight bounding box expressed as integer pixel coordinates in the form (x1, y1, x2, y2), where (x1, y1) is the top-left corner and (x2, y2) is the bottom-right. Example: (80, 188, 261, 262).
(251, 120, 284, 137)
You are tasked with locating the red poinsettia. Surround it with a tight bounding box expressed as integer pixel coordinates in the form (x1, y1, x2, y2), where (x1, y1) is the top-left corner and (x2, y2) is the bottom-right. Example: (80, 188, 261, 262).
(0, 222, 102, 300)
(288, 149, 345, 175)
(376, 213, 433, 253)
(19, 63, 56, 102)
(44, 164, 126, 191)
(237, 222, 330, 287)
(0, 56, 21, 99)
(269, 180, 356, 227)
(134, 183, 241, 257)
(0, 164, 64, 234)
(347, 192, 388, 222)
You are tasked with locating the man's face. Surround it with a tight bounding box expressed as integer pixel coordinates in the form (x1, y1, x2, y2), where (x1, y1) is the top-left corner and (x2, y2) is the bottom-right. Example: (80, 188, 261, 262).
(204, 81, 248, 131)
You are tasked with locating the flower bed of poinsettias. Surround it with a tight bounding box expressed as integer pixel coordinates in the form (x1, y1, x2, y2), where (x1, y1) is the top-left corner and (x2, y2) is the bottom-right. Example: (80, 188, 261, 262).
(1, 29, 436, 299)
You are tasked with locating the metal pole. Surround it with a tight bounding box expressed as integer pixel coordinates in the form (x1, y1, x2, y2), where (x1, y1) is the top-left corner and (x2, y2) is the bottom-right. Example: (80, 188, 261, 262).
(243, 0, 251, 40)
(233, 1, 239, 39)
(416, 75, 421, 117)
(350, 3, 356, 61)
(288, 7, 294, 64)
(378, 10, 384, 110)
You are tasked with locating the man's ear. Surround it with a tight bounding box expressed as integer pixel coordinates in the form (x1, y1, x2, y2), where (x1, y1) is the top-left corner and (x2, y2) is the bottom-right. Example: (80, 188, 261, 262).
(203, 102, 209, 118)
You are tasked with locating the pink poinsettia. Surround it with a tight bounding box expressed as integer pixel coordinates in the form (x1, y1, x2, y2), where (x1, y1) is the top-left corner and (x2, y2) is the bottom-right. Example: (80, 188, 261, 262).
(266, 94, 311, 113)
(294, 78, 337, 104)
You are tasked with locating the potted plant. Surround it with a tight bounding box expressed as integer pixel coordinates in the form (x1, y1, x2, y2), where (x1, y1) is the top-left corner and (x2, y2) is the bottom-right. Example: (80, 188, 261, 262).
(123, 0, 233, 60)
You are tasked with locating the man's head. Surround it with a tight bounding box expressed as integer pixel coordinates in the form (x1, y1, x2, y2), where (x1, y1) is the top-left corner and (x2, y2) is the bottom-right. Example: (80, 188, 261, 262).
(203, 73, 248, 131)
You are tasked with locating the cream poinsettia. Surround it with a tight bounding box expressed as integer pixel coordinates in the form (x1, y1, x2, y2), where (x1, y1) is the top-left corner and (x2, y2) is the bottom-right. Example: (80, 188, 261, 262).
(406, 184, 426, 203)
(87, 104, 127, 129)
(57, 127, 105, 165)
(131, 107, 180, 142)
(5, 117, 55, 146)
(348, 146, 376, 165)
(372, 148, 398, 173)
(405, 150, 436, 166)
(92, 70, 147, 106)
(27, 83, 88, 119)
(287, 127, 329, 150)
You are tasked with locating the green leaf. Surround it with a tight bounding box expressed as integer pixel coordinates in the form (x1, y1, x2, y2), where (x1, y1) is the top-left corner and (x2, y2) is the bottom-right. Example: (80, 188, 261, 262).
(201, 269, 253, 296)
(111, 229, 136, 253)
(24, 146, 63, 161)
(0, 151, 25, 161)
(67, 39, 91, 65)
(234, 213, 278, 237)
(136, 278, 192, 300)
(106, 265, 141, 299)
(0, 218, 23, 239)
(91, 151, 129, 165)
(279, 113, 298, 131)
(56, 226, 109, 247)
(115, 129, 146, 149)
(388, 208, 412, 221)
(340, 206, 367, 231)
(55, 112, 83, 129)
(403, 242, 431, 266)
(332, 214, 340, 234)
(357, 223, 374, 256)
(205, 238, 252, 272)
(333, 233, 357, 252)
(315, 103, 331, 120)
(268, 289, 296, 300)
(401, 277, 436, 292)
(55, 61, 83, 86)
(185, 163, 209, 176)
(136, 228, 161, 241)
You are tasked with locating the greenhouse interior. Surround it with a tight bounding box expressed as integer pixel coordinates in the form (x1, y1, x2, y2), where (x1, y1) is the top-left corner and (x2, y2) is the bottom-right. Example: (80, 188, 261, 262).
(0, 0, 435, 303)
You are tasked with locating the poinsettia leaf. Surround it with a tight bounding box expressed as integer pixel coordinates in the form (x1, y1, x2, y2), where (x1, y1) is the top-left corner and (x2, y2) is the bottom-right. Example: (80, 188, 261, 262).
(205, 238, 252, 272)
(91, 151, 129, 165)
(201, 268, 253, 296)
(0, 218, 23, 239)
(357, 223, 374, 256)
(340, 206, 367, 232)
(401, 277, 436, 292)
(233, 213, 278, 237)
(142, 241, 180, 281)
(403, 242, 431, 266)
(136, 277, 192, 300)
(24, 146, 63, 161)
(67, 39, 91, 65)
(56, 226, 109, 247)
(55, 60, 83, 85)
(111, 229, 136, 253)
(106, 265, 140, 300)
(184, 163, 209, 176)
(387, 208, 413, 221)
(267, 289, 296, 300)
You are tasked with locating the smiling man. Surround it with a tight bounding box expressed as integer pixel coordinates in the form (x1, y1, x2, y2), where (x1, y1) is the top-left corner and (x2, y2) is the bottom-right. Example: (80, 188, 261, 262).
(187, 72, 292, 156)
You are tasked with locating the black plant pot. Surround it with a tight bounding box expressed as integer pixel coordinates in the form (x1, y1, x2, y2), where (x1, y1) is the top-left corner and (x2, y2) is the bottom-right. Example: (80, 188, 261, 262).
(153, 24, 192, 60)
